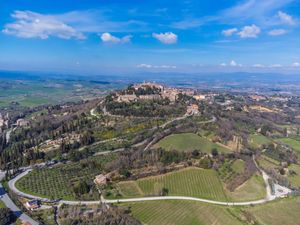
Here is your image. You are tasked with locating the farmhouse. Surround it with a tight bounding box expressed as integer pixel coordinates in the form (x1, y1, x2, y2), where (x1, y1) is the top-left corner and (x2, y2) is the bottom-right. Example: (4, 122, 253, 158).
(25, 199, 40, 210)
(16, 119, 30, 127)
(187, 104, 200, 115)
(94, 174, 109, 185)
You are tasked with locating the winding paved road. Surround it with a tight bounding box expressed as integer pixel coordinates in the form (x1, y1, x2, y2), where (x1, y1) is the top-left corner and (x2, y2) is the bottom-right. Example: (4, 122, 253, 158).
(8, 156, 283, 209)
(0, 172, 39, 225)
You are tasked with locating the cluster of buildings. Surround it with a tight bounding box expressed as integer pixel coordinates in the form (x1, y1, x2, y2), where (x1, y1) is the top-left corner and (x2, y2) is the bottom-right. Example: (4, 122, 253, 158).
(116, 82, 212, 104)
(249, 94, 291, 103)
(0, 113, 31, 132)
(116, 82, 176, 103)
(186, 104, 200, 115)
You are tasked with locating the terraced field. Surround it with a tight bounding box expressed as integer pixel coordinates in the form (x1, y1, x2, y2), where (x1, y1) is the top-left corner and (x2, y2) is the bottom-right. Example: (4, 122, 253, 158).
(16, 154, 115, 200)
(156, 133, 231, 153)
(117, 167, 228, 201)
(123, 200, 242, 225)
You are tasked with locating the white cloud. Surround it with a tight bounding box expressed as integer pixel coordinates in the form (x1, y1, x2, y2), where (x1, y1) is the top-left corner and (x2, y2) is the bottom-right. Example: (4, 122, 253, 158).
(2, 10, 85, 40)
(230, 60, 238, 66)
(253, 64, 265, 68)
(268, 29, 288, 36)
(136, 64, 176, 69)
(269, 64, 283, 68)
(292, 62, 300, 67)
(238, 24, 260, 38)
(137, 64, 152, 68)
(220, 60, 242, 67)
(222, 28, 238, 36)
(278, 11, 295, 25)
(152, 32, 177, 44)
(100, 32, 132, 44)
(230, 60, 242, 67)
(158, 65, 177, 69)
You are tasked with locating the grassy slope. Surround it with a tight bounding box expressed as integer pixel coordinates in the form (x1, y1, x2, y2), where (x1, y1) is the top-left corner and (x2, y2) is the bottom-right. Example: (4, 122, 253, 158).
(156, 133, 231, 153)
(249, 134, 272, 149)
(232, 159, 245, 174)
(288, 164, 300, 188)
(123, 200, 243, 225)
(277, 137, 300, 152)
(226, 174, 266, 202)
(247, 197, 300, 225)
(117, 181, 143, 198)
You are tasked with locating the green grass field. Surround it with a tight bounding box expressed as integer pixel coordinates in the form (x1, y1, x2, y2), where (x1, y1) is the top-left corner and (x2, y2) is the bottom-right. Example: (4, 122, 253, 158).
(16, 154, 115, 200)
(277, 138, 300, 152)
(249, 134, 272, 149)
(156, 133, 231, 153)
(117, 181, 144, 198)
(288, 164, 300, 188)
(247, 196, 300, 225)
(0, 200, 6, 209)
(226, 174, 266, 202)
(116, 167, 227, 201)
(231, 159, 245, 174)
(122, 200, 242, 225)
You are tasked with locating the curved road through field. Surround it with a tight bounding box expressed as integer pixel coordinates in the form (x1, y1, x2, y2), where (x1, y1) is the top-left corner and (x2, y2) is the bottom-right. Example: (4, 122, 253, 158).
(8, 155, 280, 208)
(0, 172, 39, 225)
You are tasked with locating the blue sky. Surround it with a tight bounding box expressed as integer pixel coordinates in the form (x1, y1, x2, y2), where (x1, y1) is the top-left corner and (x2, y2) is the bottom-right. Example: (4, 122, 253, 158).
(0, 0, 300, 74)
